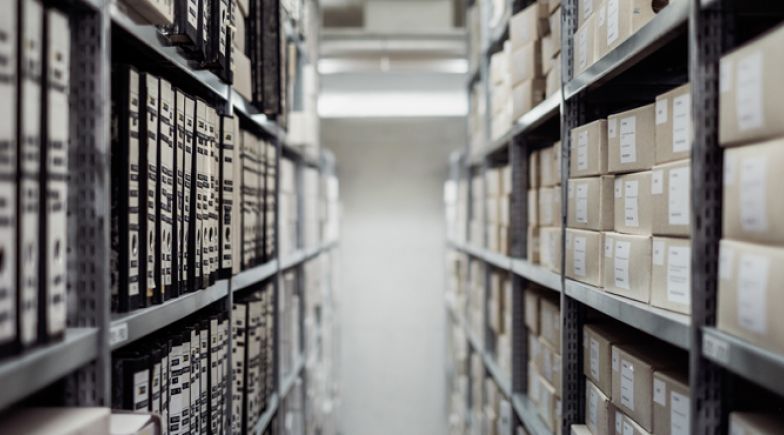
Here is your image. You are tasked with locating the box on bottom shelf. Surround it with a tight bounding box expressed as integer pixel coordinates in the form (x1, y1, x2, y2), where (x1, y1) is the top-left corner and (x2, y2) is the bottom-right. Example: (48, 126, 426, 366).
(652, 370, 690, 435)
(603, 232, 652, 304)
(651, 236, 691, 315)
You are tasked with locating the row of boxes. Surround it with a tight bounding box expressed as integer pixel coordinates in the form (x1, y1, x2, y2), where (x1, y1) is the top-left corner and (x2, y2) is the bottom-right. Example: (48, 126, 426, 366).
(486, 165, 512, 254)
(525, 287, 562, 434)
(528, 142, 563, 272)
(488, 269, 512, 378)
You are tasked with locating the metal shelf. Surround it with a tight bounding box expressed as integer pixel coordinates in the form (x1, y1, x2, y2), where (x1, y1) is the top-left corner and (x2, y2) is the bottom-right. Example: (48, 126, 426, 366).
(109, 4, 230, 102)
(564, 279, 690, 350)
(281, 356, 306, 400)
(280, 241, 339, 272)
(513, 393, 553, 435)
(563, 0, 688, 99)
(0, 328, 99, 410)
(230, 89, 287, 141)
(702, 327, 784, 397)
(253, 394, 279, 435)
(110, 280, 230, 350)
(232, 260, 279, 293)
(510, 259, 562, 293)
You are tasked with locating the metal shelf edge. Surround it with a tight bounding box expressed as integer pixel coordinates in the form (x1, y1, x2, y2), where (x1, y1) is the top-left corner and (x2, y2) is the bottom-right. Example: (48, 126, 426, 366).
(512, 393, 553, 435)
(281, 357, 306, 399)
(564, 279, 691, 349)
(0, 327, 99, 410)
(230, 89, 287, 141)
(232, 260, 279, 292)
(510, 259, 562, 293)
(254, 394, 279, 435)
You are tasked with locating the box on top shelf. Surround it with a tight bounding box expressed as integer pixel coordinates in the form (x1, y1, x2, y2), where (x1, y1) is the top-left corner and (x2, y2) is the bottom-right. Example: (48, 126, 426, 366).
(719, 23, 784, 146)
(510, 42, 542, 85)
(604, 0, 657, 54)
(586, 379, 613, 435)
(583, 323, 638, 397)
(568, 175, 614, 231)
(729, 412, 784, 435)
(718, 239, 784, 355)
(603, 232, 652, 303)
(512, 79, 546, 120)
(528, 225, 540, 263)
(595, 0, 610, 60)
(651, 236, 691, 315)
(651, 159, 690, 237)
(571, 119, 608, 178)
(528, 189, 539, 227)
(525, 287, 541, 335)
(540, 226, 562, 273)
(529, 150, 541, 189)
(539, 143, 561, 187)
(723, 138, 784, 245)
(652, 369, 690, 435)
(549, 7, 562, 51)
(565, 228, 604, 287)
(510, 1, 549, 49)
(547, 53, 561, 98)
(578, 0, 595, 28)
(574, 14, 596, 76)
(614, 171, 653, 236)
(655, 84, 692, 164)
(608, 104, 656, 174)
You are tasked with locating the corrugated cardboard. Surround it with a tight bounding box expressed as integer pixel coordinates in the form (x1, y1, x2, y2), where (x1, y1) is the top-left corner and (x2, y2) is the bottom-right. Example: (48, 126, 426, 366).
(525, 288, 541, 334)
(512, 79, 546, 119)
(613, 171, 653, 235)
(540, 296, 561, 350)
(537, 374, 559, 432)
(511, 42, 543, 85)
(613, 410, 653, 435)
(717, 239, 784, 355)
(583, 323, 637, 397)
(574, 14, 596, 76)
(530, 150, 541, 188)
(594, 1, 609, 60)
(654, 84, 692, 164)
(549, 7, 562, 50)
(540, 226, 562, 273)
(528, 189, 539, 227)
(608, 104, 656, 174)
(586, 379, 612, 435)
(729, 412, 784, 435)
(651, 159, 690, 237)
(722, 139, 784, 245)
(570, 119, 608, 178)
(603, 232, 652, 303)
(719, 23, 784, 146)
(565, 228, 604, 287)
(538, 186, 561, 227)
(578, 0, 595, 27)
(538, 337, 562, 392)
(510, 2, 549, 49)
(546, 54, 561, 98)
(568, 176, 615, 230)
(652, 370, 690, 435)
(651, 237, 691, 315)
(540, 145, 560, 187)
(572, 424, 593, 435)
(604, 0, 657, 53)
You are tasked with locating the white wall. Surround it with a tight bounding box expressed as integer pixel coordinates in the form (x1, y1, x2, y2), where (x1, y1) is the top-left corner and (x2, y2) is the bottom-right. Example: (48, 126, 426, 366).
(323, 117, 464, 435)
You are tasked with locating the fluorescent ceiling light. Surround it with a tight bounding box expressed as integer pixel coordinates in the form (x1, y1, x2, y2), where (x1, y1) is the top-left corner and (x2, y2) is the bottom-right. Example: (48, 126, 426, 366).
(318, 58, 468, 74)
(318, 91, 467, 118)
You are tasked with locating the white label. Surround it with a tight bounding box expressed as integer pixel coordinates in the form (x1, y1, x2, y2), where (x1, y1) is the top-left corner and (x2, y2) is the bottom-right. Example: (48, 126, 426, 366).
(187, 0, 198, 28)
(653, 240, 665, 266)
(614, 241, 631, 290)
(605, 237, 614, 258)
(590, 337, 600, 380)
(583, 0, 594, 19)
(739, 157, 767, 232)
(612, 348, 619, 371)
(703, 333, 730, 364)
(608, 118, 618, 139)
(671, 391, 691, 435)
(720, 60, 732, 94)
(672, 94, 691, 152)
(737, 253, 769, 334)
(577, 130, 589, 170)
(133, 370, 149, 411)
(614, 178, 622, 198)
(589, 386, 598, 428)
(576, 183, 589, 224)
(624, 180, 639, 228)
(724, 156, 735, 186)
(619, 116, 637, 164)
(667, 246, 691, 305)
(578, 27, 589, 70)
(620, 359, 635, 410)
(653, 378, 666, 406)
(719, 247, 734, 280)
(623, 421, 634, 435)
(607, 0, 619, 45)
(656, 98, 669, 125)
(651, 170, 664, 195)
(669, 167, 690, 226)
(736, 51, 764, 131)
(615, 411, 623, 434)
(598, 2, 606, 26)
(110, 322, 129, 346)
(574, 236, 587, 277)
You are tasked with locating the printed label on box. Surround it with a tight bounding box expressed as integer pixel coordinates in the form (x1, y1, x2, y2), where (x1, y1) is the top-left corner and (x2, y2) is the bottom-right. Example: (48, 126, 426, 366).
(656, 99, 668, 125)
(672, 94, 691, 152)
(669, 167, 690, 226)
(736, 51, 764, 131)
(574, 236, 587, 277)
(578, 130, 589, 170)
(653, 377, 666, 406)
(607, 0, 619, 45)
(671, 391, 690, 435)
(605, 237, 614, 258)
(653, 240, 665, 266)
(667, 246, 691, 305)
(624, 180, 639, 227)
(620, 359, 635, 410)
(619, 116, 637, 164)
(612, 348, 619, 371)
(651, 170, 663, 195)
(578, 28, 589, 70)
(615, 411, 623, 433)
(623, 420, 634, 435)
(739, 157, 767, 232)
(589, 386, 598, 428)
(577, 183, 589, 224)
(720, 60, 732, 94)
(614, 241, 631, 290)
(590, 337, 600, 380)
(583, 0, 594, 18)
(719, 247, 735, 280)
(737, 253, 769, 334)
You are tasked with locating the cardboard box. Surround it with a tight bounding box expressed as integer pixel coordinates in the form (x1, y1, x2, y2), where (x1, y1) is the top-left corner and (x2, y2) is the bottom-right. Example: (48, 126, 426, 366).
(530, 150, 541, 188)
(528, 225, 541, 263)
(723, 139, 784, 245)
(540, 145, 560, 187)
(586, 379, 613, 435)
(490, 48, 510, 86)
(547, 0, 560, 14)
(541, 226, 562, 273)
(613, 410, 653, 435)
(651, 159, 691, 237)
(583, 323, 637, 397)
(538, 338, 562, 392)
(529, 361, 541, 406)
(525, 288, 541, 334)
(572, 424, 593, 435)
(511, 42, 543, 85)
(487, 168, 503, 197)
(613, 171, 653, 235)
(537, 374, 559, 432)
(546, 54, 561, 98)
(719, 23, 784, 146)
(717, 239, 784, 355)
(655, 84, 692, 164)
(528, 189, 539, 227)
(500, 195, 510, 226)
(510, 2, 549, 48)
(233, 47, 253, 101)
(729, 412, 784, 435)
(540, 297, 561, 350)
(530, 331, 542, 368)
(570, 119, 608, 178)
(538, 187, 561, 227)
(574, 15, 596, 76)
(578, 0, 595, 27)
(0, 407, 111, 434)
(541, 35, 555, 75)
(603, 232, 652, 303)
(652, 370, 690, 435)
(550, 7, 562, 51)
(594, 0, 609, 60)
(651, 237, 691, 315)
(502, 165, 512, 195)
(568, 176, 614, 230)
(565, 228, 604, 287)
(604, 0, 657, 53)
(608, 104, 656, 173)
(611, 344, 682, 432)
(512, 79, 546, 119)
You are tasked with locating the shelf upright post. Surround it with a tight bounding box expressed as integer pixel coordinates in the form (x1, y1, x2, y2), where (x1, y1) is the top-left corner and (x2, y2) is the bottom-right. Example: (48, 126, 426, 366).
(509, 136, 529, 400)
(689, 0, 733, 432)
(273, 121, 283, 405)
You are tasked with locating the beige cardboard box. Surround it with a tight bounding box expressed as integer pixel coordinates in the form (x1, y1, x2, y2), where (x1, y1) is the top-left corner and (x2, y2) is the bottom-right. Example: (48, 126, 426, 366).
(511, 42, 543, 85)
(608, 104, 656, 173)
(568, 176, 614, 231)
(542, 35, 556, 75)
(613, 171, 653, 235)
(512, 79, 547, 119)
(490, 48, 510, 86)
(537, 374, 559, 432)
(572, 424, 593, 435)
(554, 141, 562, 184)
(603, 232, 652, 302)
(574, 14, 596, 76)
(539, 338, 562, 392)
(565, 228, 604, 287)
(651, 160, 691, 237)
(729, 412, 784, 435)
(586, 379, 613, 435)
(529, 189, 539, 227)
(613, 410, 653, 435)
(655, 84, 692, 164)
(500, 195, 510, 226)
(546, 54, 561, 98)
(723, 139, 784, 245)
(487, 197, 500, 224)
(500, 226, 509, 254)
(530, 150, 541, 188)
(718, 239, 784, 355)
(540, 297, 561, 350)
(510, 2, 549, 48)
(550, 7, 562, 50)
(719, 24, 784, 146)
(578, 0, 595, 27)
(525, 288, 541, 334)
(530, 331, 542, 368)
(487, 224, 499, 252)
(541, 226, 562, 273)
(487, 167, 503, 196)
(604, 0, 657, 53)
(233, 47, 253, 101)
(652, 370, 690, 435)
(538, 186, 561, 227)
(594, 1, 609, 60)
(651, 237, 691, 315)
(583, 323, 637, 397)
(528, 225, 541, 263)
(570, 119, 608, 178)
(547, 0, 560, 14)
(611, 344, 684, 432)
(529, 361, 541, 406)
(540, 145, 560, 187)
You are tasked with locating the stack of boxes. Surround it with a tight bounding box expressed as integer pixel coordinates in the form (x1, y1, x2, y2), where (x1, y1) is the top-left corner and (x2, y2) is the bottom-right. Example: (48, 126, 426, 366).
(302, 166, 319, 250)
(486, 165, 512, 254)
(488, 270, 512, 378)
(470, 82, 487, 157)
(490, 45, 513, 141)
(508, 2, 548, 122)
(717, 24, 784, 360)
(467, 259, 485, 348)
(582, 323, 690, 435)
(470, 174, 485, 246)
(447, 324, 469, 435)
(529, 143, 562, 272)
(546, 2, 562, 98)
(525, 287, 562, 434)
(483, 376, 513, 435)
(279, 158, 298, 257)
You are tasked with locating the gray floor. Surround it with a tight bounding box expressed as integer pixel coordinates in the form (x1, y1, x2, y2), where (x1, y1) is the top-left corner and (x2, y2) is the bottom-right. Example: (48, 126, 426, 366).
(324, 117, 463, 435)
